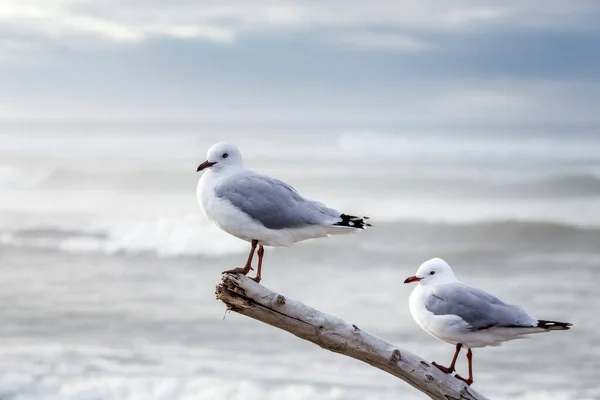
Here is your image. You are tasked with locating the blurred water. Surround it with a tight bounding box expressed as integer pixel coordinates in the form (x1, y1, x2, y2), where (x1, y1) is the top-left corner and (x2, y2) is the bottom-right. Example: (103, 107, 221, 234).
(0, 121, 599, 399)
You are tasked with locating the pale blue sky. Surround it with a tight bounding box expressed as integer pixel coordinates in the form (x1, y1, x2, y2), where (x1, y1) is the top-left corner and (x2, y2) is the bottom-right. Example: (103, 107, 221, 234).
(2, 0, 600, 123)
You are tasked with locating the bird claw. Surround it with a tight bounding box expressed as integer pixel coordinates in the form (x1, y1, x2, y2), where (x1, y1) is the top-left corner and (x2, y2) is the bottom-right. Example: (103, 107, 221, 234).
(432, 361, 454, 374)
(222, 266, 253, 275)
(248, 276, 262, 284)
(454, 374, 473, 386)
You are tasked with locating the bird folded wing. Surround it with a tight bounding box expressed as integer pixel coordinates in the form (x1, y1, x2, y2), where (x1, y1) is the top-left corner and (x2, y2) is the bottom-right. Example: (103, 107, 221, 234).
(425, 283, 537, 331)
(215, 172, 340, 230)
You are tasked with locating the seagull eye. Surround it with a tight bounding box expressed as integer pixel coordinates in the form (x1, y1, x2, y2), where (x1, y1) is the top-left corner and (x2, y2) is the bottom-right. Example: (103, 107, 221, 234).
(429, 271, 436, 275)
(222, 153, 229, 159)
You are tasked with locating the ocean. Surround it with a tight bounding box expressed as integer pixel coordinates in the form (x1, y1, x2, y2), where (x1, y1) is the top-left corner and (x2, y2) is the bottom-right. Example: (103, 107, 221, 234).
(0, 121, 599, 400)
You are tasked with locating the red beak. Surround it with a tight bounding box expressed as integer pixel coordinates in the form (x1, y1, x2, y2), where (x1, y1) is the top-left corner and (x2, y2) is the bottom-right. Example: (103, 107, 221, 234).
(197, 160, 217, 172)
(404, 275, 422, 284)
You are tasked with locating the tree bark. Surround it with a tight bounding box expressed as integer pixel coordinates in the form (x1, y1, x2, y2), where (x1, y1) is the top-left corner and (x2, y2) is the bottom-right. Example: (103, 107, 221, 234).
(215, 273, 489, 400)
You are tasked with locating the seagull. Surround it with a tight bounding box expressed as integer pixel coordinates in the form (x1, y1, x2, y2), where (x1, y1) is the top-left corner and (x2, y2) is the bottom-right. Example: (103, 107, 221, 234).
(196, 142, 371, 283)
(404, 257, 572, 386)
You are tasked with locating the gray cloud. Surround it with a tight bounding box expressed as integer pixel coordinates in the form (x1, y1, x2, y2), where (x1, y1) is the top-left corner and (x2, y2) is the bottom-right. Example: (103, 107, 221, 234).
(3, 0, 600, 46)
(1, 1, 599, 122)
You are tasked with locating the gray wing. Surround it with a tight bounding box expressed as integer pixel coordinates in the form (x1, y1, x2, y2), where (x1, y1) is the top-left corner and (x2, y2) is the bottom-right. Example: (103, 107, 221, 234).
(425, 283, 536, 331)
(214, 172, 341, 230)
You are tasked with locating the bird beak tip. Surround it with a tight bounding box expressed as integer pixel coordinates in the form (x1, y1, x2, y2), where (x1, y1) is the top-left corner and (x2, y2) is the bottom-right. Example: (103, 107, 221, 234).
(404, 276, 421, 284)
(197, 160, 216, 172)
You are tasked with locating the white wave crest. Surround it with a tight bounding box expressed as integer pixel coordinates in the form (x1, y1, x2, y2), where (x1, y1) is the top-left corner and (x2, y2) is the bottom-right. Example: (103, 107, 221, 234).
(0, 215, 248, 258)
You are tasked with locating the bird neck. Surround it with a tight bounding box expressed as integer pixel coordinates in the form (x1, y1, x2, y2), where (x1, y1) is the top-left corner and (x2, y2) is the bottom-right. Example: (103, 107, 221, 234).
(211, 164, 245, 176)
(431, 276, 459, 286)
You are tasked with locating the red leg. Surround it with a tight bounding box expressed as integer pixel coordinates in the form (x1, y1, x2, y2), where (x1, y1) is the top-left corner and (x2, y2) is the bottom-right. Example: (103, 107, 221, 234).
(433, 343, 462, 374)
(249, 245, 264, 283)
(222, 240, 257, 276)
(455, 348, 474, 385)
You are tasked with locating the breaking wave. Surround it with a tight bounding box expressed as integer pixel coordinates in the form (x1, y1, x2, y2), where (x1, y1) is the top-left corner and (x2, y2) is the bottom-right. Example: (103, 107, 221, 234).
(2, 216, 600, 259)
(0, 215, 247, 258)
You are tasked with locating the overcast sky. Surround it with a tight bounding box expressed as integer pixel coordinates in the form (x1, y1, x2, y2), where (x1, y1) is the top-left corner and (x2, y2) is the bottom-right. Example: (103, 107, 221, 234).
(2, 0, 600, 123)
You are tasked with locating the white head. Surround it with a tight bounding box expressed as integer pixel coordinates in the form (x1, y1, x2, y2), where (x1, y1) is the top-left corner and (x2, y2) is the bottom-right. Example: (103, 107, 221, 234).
(197, 142, 243, 173)
(404, 257, 458, 286)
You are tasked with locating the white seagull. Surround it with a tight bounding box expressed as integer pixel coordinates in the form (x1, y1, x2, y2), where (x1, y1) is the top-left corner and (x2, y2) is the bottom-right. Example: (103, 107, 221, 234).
(196, 142, 371, 283)
(404, 258, 572, 385)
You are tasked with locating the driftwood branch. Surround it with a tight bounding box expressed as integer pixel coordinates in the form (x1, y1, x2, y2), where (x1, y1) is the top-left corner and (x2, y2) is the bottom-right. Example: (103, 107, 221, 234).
(216, 273, 488, 400)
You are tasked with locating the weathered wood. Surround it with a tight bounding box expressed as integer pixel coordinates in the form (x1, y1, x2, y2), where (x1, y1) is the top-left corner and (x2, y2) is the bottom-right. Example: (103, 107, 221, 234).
(216, 273, 489, 400)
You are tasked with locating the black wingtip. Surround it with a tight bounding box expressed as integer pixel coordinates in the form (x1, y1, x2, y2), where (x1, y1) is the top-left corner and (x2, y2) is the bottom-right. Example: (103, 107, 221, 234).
(334, 214, 372, 229)
(537, 320, 573, 330)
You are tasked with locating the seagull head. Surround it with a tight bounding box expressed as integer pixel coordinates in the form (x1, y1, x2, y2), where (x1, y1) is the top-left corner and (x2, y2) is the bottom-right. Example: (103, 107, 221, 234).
(404, 257, 457, 286)
(197, 142, 243, 172)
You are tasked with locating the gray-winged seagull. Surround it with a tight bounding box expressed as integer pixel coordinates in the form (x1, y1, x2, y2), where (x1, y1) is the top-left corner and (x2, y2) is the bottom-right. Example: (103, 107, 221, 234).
(196, 142, 371, 283)
(404, 257, 572, 385)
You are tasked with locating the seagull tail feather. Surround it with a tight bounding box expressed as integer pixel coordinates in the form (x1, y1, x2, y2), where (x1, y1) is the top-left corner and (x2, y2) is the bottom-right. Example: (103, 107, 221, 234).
(332, 214, 372, 229)
(537, 320, 572, 331)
